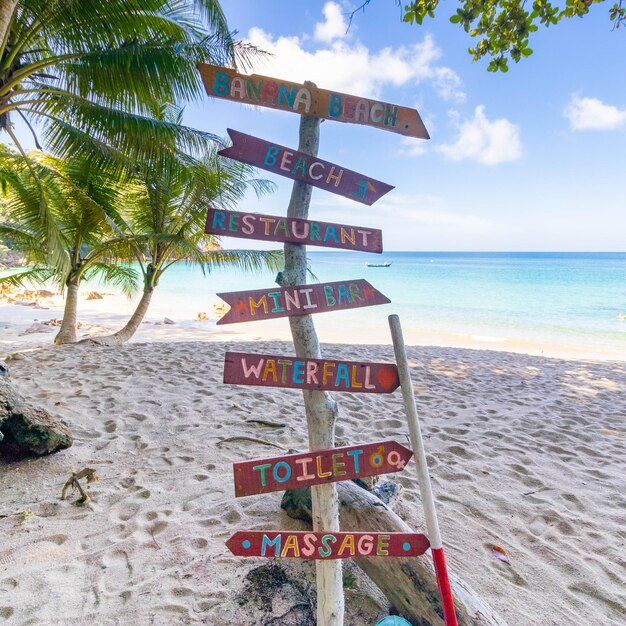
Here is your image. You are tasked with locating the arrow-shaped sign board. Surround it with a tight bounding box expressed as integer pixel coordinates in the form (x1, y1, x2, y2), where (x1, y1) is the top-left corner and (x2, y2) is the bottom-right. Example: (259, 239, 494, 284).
(226, 531, 430, 559)
(205, 208, 383, 253)
(218, 129, 394, 206)
(233, 440, 413, 497)
(223, 352, 400, 394)
(198, 64, 429, 139)
(216, 279, 390, 325)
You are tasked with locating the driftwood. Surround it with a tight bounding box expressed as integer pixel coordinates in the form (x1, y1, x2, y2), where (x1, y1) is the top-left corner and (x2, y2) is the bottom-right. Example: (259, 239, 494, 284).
(282, 482, 507, 626)
(276, 109, 344, 624)
(0, 361, 72, 460)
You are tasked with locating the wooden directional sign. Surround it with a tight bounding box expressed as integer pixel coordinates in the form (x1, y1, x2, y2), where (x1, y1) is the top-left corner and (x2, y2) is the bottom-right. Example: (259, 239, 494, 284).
(219, 129, 394, 206)
(233, 440, 413, 497)
(205, 208, 383, 253)
(216, 280, 389, 325)
(198, 64, 429, 139)
(223, 352, 400, 394)
(226, 531, 430, 559)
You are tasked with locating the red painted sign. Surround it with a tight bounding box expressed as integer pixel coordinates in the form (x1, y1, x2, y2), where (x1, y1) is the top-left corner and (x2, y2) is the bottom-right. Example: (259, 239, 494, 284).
(216, 280, 389, 325)
(218, 129, 394, 206)
(226, 531, 430, 559)
(204, 208, 383, 253)
(198, 64, 430, 139)
(233, 440, 413, 497)
(223, 352, 400, 394)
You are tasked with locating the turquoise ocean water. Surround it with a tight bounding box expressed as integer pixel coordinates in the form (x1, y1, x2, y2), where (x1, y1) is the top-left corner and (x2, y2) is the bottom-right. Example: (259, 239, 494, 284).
(152, 251, 626, 357)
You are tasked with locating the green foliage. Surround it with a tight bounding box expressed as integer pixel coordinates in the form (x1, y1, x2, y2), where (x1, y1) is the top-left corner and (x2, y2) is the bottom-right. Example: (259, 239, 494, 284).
(0, 0, 259, 163)
(0, 147, 138, 293)
(357, 1, 622, 71)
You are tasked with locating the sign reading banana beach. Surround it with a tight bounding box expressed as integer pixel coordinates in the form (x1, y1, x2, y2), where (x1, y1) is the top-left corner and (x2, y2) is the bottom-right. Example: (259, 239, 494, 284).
(198, 64, 429, 139)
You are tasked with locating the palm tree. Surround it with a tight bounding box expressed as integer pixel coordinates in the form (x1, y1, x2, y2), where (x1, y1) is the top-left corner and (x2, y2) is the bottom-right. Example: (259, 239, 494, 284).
(0, 0, 255, 165)
(0, 145, 138, 343)
(88, 140, 282, 346)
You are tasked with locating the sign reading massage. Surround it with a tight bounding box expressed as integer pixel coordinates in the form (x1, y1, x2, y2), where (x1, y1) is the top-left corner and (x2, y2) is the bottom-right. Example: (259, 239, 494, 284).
(198, 64, 430, 139)
(223, 352, 400, 394)
(233, 440, 413, 497)
(216, 280, 390, 325)
(205, 208, 383, 253)
(226, 531, 430, 559)
(218, 130, 394, 205)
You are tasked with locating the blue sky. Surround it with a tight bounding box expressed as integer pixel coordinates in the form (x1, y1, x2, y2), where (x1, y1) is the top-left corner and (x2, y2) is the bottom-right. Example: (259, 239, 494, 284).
(184, 1, 625, 251)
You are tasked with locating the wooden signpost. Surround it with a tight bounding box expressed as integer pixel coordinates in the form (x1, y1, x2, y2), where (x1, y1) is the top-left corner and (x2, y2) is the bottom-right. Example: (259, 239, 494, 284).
(198, 64, 430, 139)
(196, 55, 451, 626)
(233, 440, 413, 497)
(226, 531, 430, 559)
(223, 351, 400, 394)
(216, 280, 390, 325)
(218, 129, 394, 205)
(204, 207, 383, 253)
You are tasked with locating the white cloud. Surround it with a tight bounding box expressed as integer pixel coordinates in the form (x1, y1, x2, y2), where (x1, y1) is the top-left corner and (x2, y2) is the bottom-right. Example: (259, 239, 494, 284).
(438, 106, 522, 165)
(314, 2, 348, 43)
(245, 28, 464, 102)
(375, 194, 495, 230)
(564, 95, 626, 130)
(399, 137, 429, 157)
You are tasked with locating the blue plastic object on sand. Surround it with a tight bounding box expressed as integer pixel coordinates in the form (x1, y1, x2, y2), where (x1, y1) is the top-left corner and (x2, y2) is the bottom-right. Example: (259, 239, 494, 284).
(375, 617, 413, 626)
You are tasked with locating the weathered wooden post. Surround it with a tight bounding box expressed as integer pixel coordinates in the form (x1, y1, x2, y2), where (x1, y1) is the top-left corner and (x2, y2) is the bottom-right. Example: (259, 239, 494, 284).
(276, 109, 344, 625)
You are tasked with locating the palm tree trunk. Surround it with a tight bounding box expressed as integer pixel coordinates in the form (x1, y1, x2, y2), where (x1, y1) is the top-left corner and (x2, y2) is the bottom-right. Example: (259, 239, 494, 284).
(54, 279, 80, 345)
(84, 285, 154, 346)
(0, 0, 18, 51)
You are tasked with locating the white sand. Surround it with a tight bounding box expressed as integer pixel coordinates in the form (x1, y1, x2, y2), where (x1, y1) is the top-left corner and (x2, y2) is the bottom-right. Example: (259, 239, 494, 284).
(1, 331, 625, 624)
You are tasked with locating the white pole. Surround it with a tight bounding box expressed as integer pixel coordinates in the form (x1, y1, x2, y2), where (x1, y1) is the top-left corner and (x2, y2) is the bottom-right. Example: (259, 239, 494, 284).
(388, 314, 457, 625)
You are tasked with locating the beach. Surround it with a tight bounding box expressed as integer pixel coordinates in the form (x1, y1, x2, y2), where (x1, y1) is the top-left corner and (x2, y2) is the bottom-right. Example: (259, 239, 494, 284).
(1, 288, 625, 625)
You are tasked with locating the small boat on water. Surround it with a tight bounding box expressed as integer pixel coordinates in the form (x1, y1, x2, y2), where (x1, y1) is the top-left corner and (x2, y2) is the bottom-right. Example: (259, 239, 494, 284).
(365, 261, 392, 267)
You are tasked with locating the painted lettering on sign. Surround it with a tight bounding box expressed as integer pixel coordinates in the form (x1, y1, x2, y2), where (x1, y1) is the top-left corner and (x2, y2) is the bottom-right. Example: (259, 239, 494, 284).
(216, 280, 390, 325)
(226, 531, 430, 559)
(223, 352, 400, 394)
(198, 64, 429, 139)
(218, 130, 394, 206)
(205, 208, 383, 253)
(233, 440, 413, 497)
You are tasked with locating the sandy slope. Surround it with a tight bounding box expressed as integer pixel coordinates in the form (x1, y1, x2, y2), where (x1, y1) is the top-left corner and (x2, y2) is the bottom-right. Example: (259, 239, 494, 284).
(0, 341, 625, 625)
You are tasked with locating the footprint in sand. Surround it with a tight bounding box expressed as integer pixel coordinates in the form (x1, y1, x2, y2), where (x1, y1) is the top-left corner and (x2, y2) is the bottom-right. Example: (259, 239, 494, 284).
(0, 608, 14, 620)
(100, 550, 133, 596)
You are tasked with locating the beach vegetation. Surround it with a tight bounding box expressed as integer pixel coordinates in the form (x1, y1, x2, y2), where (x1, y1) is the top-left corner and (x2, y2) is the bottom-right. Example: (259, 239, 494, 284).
(86, 120, 282, 346)
(0, 145, 139, 343)
(0, 0, 258, 165)
(350, 0, 623, 72)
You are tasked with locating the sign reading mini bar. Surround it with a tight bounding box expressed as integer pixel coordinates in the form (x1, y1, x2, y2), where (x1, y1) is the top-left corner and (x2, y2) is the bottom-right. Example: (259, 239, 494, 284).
(233, 440, 413, 497)
(205, 208, 383, 253)
(216, 279, 390, 325)
(226, 531, 430, 559)
(219, 129, 394, 205)
(223, 352, 400, 394)
(198, 64, 429, 139)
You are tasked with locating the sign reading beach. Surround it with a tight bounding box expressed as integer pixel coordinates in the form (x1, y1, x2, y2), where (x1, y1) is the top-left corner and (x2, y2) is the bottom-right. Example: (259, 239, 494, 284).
(218, 129, 394, 205)
(233, 440, 413, 497)
(223, 352, 400, 393)
(216, 280, 390, 325)
(198, 64, 430, 139)
(205, 207, 383, 253)
(226, 531, 430, 559)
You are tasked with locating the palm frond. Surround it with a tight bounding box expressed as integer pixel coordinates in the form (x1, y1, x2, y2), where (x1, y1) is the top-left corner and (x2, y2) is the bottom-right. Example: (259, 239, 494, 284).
(81, 262, 139, 298)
